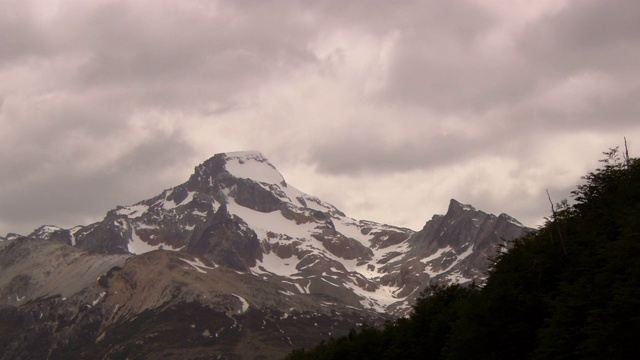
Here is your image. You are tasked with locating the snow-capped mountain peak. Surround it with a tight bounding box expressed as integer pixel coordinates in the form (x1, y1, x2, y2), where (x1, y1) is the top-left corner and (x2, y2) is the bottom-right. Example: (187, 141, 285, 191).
(3, 151, 533, 358)
(223, 151, 286, 186)
(17, 152, 530, 316)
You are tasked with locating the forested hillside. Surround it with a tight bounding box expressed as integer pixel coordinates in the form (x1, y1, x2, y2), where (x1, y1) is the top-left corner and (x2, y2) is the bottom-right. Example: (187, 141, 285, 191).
(287, 148, 640, 360)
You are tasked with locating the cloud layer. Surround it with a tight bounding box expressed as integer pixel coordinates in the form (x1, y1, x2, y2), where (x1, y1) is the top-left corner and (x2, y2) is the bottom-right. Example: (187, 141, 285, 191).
(2, 0, 640, 234)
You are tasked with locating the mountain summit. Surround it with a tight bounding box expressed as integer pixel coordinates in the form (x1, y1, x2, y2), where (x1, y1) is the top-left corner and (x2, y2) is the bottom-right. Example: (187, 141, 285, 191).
(0, 151, 531, 359)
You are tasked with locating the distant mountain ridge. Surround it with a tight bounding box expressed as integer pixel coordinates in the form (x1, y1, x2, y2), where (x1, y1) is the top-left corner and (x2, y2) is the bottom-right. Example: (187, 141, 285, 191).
(0, 151, 531, 359)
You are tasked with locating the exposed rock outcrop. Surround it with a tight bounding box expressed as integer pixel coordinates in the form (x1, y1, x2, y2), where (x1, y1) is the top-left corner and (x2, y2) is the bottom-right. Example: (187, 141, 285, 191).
(0, 151, 531, 359)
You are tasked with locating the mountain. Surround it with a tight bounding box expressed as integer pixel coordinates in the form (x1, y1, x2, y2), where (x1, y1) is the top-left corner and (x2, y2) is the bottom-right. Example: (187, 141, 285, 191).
(0, 151, 530, 359)
(287, 152, 640, 360)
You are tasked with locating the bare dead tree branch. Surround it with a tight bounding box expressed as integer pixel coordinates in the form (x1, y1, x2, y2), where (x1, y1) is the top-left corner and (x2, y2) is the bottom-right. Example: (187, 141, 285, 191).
(546, 189, 556, 218)
(546, 189, 567, 255)
(624, 137, 630, 170)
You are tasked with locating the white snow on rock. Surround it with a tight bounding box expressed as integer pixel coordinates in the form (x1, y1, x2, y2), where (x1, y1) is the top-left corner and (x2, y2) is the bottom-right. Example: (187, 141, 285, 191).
(162, 195, 178, 211)
(278, 290, 295, 296)
(181, 191, 196, 206)
(92, 291, 106, 306)
(332, 217, 373, 247)
(40, 225, 61, 234)
(232, 294, 250, 313)
(127, 231, 183, 255)
(69, 225, 83, 246)
(116, 204, 149, 218)
(180, 257, 216, 274)
(462, 204, 477, 211)
(503, 215, 524, 226)
(298, 195, 332, 212)
(293, 283, 306, 294)
(252, 251, 300, 277)
(227, 199, 316, 240)
(162, 191, 196, 211)
(224, 151, 285, 185)
(29, 225, 64, 239)
(420, 246, 453, 265)
(344, 282, 405, 313)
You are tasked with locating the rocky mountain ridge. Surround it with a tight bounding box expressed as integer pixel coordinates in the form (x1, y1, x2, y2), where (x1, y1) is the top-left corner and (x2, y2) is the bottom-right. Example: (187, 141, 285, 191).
(0, 151, 530, 359)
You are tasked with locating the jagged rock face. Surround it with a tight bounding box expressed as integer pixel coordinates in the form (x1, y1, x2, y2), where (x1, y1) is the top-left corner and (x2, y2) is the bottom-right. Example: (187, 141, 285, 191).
(0, 241, 389, 359)
(10, 153, 531, 314)
(379, 199, 530, 309)
(1, 151, 532, 359)
(186, 204, 262, 272)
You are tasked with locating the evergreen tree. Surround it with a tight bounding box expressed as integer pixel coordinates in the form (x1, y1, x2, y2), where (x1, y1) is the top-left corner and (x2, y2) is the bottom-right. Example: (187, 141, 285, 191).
(287, 148, 640, 360)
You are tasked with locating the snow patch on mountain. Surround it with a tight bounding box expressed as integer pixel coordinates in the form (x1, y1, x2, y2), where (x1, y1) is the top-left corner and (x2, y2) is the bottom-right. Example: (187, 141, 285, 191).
(69, 225, 83, 246)
(253, 251, 299, 277)
(227, 199, 316, 239)
(162, 191, 196, 210)
(180, 257, 216, 274)
(346, 282, 404, 313)
(116, 204, 149, 218)
(92, 291, 106, 306)
(421, 246, 453, 265)
(128, 231, 183, 255)
(20, 150, 530, 318)
(224, 151, 284, 185)
(333, 219, 369, 246)
(232, 294, 250, 314)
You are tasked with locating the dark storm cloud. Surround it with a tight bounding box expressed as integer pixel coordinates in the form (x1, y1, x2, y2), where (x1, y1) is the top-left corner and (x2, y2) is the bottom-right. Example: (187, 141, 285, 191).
(366, 2, 532, 113)
(370, 0, 640, 124)
(69, 1, 317, 105)
(520, 0, 640, 74)
(0, 125, 193, 234)
(303, 0, 640, 178)
(0, 0, 323, 234)
(1, 0, 320, 110)
(1, 0, 640, 234)
(513, 0, 640, 131)
(0, 1, 50, 64)
(306, 0, 513, 114)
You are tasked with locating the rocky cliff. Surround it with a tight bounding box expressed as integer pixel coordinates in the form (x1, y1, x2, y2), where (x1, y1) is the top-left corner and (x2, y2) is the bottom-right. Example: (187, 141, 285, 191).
(0, 151, 530, 359)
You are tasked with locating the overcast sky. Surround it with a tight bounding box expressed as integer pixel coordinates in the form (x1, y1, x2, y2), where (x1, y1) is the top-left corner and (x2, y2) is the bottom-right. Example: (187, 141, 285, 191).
(2, 0, 640, 236)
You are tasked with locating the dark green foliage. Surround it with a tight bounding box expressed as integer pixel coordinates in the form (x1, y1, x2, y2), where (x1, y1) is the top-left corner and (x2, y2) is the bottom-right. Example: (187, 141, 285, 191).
(287, 149, 640, 360)
(285, 284, 477, 360)
(532, 152, 640, 360)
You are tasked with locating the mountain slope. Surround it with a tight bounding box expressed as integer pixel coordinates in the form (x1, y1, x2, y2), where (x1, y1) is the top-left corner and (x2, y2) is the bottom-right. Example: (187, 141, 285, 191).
(286, 152, 640, 360)
(0, 240, 389, 359)
(0, 151, 531, 359)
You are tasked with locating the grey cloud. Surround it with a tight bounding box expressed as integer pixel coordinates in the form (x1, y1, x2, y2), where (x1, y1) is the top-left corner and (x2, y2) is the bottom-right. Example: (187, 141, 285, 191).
(381, 49, 532, 112)
(360, 1, 531, 112)
(0, 0, 325, 234)
(520, 0, 640, 74)
(375, 0, 640, 123)
(309, 130, 490, 175)
(305, 113, 550, 177)
(512, 0, 640, 132)
(308, 0, 492, 37)
(0, 1, 50, 65)
(64, 1, 318, 110)
(1, 1, 320, 113)
(0, 126, 194, 234)
(0, 97, 129, 182)
(2, 0, 639, 235)
(523, 87, 640, 133)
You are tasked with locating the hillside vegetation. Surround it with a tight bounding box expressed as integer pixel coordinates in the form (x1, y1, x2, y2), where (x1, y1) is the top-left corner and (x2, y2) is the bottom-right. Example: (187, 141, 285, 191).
(287, 148, 640, 360)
